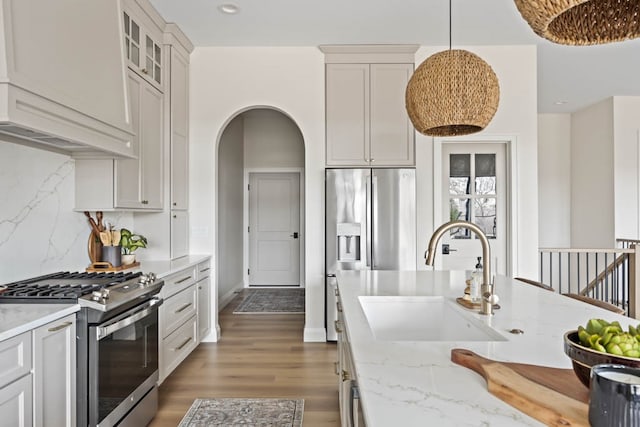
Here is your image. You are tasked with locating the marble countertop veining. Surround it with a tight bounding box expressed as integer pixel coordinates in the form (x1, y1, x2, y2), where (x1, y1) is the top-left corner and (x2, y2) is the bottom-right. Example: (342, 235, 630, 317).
(337, 270, 631, 427)
(0, 304, 80, 341)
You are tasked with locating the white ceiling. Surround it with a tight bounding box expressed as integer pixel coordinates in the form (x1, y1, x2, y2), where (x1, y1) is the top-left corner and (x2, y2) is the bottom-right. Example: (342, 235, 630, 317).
(149, 0, 640, 114)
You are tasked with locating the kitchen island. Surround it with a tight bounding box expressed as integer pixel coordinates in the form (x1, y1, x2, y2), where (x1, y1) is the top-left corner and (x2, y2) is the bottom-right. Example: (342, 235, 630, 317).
(336, 270, 631, 426)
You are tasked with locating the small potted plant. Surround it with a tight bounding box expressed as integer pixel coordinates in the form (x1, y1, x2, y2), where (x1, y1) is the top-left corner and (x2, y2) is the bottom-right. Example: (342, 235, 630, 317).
(120, 228, 147, 265)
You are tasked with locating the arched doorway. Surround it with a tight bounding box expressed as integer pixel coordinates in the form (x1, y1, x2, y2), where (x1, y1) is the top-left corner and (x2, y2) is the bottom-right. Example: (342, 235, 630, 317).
(216, 107, 306, 309)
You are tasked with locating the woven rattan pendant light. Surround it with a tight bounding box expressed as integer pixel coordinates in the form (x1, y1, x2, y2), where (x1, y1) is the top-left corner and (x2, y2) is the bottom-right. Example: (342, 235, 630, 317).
(405, 0, 500, 137)
(514, 0, 640, 45)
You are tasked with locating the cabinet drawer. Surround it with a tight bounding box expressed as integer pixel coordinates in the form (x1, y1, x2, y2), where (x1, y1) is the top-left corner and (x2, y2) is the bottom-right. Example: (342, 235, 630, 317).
(161, 285, 197, 338)
(162, 266, 197, 299)
(0, 373, 32, 427)
(0, 332, 32, 388)
(161, 315, 197, 380)
(196, 259, 211, 280)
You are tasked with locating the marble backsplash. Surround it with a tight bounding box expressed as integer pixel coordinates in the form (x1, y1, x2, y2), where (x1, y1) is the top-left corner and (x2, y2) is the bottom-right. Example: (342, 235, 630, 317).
(0, 142, 132, 283)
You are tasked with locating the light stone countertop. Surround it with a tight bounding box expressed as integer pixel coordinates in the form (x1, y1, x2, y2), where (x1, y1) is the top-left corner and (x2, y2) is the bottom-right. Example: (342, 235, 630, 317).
(138, 254, 211, 279)
(0, 304, 80, 341)
(336, 270, 632, 427)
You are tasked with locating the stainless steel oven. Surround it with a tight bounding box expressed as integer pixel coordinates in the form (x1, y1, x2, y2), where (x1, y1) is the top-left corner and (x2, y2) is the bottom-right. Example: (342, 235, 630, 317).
(88, 296, 162, 427)
(0, 271, 164, 427)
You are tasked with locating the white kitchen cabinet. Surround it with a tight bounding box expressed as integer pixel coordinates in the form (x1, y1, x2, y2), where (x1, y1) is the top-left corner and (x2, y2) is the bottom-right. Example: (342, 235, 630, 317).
(123, 1, 164, 92)
(326, 63, 414, 167)
(171, 211, 189, 259)
(336, 290, 366, 427)
(161, 285, 197, 339)
(115, 71, 164, 210)
(0, 331, 32, 427)
(33, 315, 76, 427)
(196, 260, 212, 341)
(159, 265, 199, 384)
(0, 373, 32, 427)
(169, 46, 190, 211)
(75, 70, 164, 211)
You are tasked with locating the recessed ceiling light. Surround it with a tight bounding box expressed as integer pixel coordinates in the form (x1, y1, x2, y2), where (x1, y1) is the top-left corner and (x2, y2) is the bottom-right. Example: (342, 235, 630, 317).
(218, 4, 239, 14)
(554, 100, 568, 105)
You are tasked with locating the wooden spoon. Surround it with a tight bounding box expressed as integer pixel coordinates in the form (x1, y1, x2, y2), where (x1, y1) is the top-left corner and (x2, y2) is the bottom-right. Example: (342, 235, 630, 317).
(99, 231, 112, 246)
(111, 230, 121, 246)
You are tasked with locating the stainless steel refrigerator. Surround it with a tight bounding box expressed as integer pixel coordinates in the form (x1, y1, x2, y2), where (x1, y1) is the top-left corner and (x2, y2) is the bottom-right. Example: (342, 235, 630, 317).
(326, 168, 416, 340)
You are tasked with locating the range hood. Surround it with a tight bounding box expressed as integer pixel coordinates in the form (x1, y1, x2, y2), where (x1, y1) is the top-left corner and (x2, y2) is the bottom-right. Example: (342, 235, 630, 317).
(0, 0, 135, 158)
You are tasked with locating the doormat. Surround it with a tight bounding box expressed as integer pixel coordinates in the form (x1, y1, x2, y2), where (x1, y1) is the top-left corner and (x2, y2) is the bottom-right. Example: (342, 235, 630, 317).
(233, 289, 305, 314)
(178, 398, 304, 427)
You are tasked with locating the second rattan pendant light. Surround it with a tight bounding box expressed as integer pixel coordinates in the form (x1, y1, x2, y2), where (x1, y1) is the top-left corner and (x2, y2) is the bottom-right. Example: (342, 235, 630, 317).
(514, 0, 640, 45)
(406, 0, 500, 137)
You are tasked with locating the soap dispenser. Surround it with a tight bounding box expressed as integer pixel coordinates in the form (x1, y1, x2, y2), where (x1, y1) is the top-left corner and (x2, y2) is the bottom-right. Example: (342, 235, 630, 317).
(470, 257, 483, 303)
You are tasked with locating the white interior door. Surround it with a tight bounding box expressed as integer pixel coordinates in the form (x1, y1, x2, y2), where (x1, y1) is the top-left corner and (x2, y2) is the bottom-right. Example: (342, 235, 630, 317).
(249, 172, 300, 286)
(441, 143, 507, 275)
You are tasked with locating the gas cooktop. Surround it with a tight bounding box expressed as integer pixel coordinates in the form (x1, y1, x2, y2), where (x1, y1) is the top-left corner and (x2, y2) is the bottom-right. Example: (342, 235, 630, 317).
(0, 270, 163, 313)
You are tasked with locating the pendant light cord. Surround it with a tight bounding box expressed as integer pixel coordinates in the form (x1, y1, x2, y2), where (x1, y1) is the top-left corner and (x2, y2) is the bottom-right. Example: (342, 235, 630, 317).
(449, 0, 452, 50)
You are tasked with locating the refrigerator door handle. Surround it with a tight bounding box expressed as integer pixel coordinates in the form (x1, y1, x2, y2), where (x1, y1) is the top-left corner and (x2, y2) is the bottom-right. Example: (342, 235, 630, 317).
(365, 175, 372, 268)
(371, 173, 378, 269)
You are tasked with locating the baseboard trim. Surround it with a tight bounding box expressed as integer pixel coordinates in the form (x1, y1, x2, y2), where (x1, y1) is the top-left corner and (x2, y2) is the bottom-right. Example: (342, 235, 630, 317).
(303, 327, 327, 342)
(219, 283, 244, 310)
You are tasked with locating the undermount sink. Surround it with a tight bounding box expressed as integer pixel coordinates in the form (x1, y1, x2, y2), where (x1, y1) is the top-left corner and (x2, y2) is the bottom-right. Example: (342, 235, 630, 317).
(358, 296, 507, 342)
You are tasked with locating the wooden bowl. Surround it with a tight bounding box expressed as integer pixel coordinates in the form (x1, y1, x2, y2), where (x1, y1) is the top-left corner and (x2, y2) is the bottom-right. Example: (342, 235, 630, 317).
(564, 330, 640, 388)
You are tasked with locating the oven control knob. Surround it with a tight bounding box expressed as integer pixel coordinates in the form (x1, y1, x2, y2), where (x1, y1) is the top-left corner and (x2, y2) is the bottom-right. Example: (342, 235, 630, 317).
(92, 289, 110, 301)
(139, 273, 156, 286)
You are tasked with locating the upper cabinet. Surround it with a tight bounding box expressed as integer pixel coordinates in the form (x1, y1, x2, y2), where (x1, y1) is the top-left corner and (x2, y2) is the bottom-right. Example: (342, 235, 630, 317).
(122, 4, 164, 91)
(113, 71, 164, 209)
(0, 0, 134, 157)
(168, 44, 189, 211)
(322, 45, 418, 167)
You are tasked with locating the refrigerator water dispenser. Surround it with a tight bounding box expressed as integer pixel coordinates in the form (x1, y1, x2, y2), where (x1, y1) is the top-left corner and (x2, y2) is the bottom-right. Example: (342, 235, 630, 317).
(337, 222, 361, 262)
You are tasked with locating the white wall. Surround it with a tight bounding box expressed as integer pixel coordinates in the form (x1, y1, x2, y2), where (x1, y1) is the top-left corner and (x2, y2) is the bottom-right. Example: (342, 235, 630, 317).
(571, 98, 615, 247)
(415, 45, 539, 279)
(244, 109, 304, 168)
(0, 142, 132, 283)
(217, 115, 245, 308)
(613, 97, 640, 240)
(190, 45, 539, 341)
(189, 47, 326, 341)
(538, 114, 571, 248)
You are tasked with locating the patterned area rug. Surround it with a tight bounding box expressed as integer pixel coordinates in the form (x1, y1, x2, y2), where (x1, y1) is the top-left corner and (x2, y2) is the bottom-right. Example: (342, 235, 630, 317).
(178, 398, 304, 426)
(233, 289, 305, 314)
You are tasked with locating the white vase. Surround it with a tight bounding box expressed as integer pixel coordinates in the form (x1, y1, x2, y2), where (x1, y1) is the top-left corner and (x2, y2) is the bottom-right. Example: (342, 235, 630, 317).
(121, 254, 136, 265)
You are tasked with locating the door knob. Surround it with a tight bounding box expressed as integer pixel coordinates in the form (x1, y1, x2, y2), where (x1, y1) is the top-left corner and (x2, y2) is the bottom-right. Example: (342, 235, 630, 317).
(290, 232, 299, 239)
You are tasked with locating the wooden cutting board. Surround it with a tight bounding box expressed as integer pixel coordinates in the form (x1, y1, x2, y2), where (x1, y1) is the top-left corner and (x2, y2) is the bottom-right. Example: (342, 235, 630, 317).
(451, 348, 589, 427)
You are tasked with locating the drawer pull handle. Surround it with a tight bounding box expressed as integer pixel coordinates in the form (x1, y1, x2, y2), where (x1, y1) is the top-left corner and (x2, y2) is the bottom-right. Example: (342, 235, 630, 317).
(48, 321, 72, 332)
(334, 288, 339, 297)
(175, 303, 192, 313)
(337, 301, 343, 313)
(175, 276, 192, 285)
(200, 267, 210, 273)
(334, 361, 339, 375)
(174, 337, 192, 351)
(334, 320, 343, 333)
(341, 370, 350, 382)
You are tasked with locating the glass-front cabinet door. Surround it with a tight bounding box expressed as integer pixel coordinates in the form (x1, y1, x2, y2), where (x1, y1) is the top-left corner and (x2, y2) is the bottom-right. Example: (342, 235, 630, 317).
(122, 10, 163, 91)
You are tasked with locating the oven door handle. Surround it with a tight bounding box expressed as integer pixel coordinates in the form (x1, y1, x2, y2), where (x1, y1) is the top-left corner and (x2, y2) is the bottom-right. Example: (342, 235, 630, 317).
(96, 297, 163, 340)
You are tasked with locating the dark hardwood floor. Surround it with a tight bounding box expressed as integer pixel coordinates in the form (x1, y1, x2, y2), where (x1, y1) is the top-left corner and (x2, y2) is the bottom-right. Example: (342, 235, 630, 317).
(149, 290, 341, 426)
